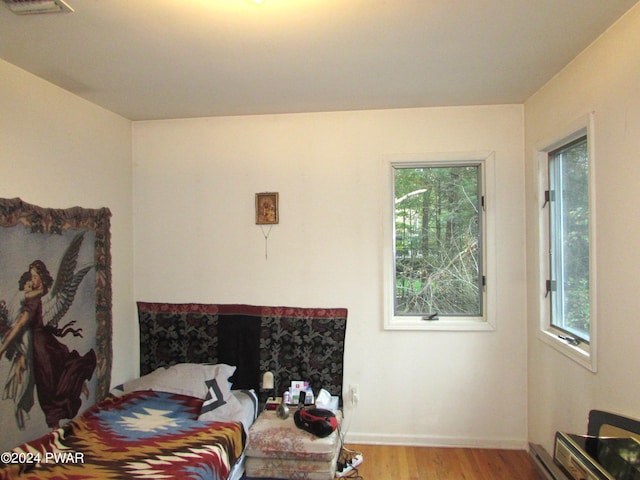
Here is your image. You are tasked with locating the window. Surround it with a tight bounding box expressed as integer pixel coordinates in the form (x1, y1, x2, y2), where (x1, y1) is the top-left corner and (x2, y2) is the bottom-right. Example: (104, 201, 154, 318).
(538, 113, 596, 371)
(548, 137, 590, 341)
(384, 153, 496, 331)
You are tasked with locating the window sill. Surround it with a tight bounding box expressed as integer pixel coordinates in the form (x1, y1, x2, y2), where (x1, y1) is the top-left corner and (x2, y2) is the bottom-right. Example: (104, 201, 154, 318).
(385, 317, 495, 332)
(536, 329, 596, 372)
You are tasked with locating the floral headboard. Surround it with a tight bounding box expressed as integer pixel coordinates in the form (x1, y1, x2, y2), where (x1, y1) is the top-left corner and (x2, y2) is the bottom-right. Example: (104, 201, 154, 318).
(137, 303, 348, 403)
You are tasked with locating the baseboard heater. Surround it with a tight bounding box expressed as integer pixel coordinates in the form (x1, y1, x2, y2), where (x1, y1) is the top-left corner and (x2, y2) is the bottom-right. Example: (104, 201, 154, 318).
(529, 409, 640, 480)
(529, 442, 568, 480)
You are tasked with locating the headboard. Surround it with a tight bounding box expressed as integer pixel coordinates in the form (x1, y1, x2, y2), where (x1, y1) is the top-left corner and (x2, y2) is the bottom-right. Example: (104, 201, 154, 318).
(136, 303, 348, 403)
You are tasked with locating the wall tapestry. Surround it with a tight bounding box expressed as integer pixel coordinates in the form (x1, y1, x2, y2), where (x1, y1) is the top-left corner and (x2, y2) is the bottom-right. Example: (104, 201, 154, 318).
(0, 198, 112, 451)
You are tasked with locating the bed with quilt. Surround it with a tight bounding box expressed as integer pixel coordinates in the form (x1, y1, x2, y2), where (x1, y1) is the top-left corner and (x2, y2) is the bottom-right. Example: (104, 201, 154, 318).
(0, 303, 348, 480)
(1, 362, 258, 480)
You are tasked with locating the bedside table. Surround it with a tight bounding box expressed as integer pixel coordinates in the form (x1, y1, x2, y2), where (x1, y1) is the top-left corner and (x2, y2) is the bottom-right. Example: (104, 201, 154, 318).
(245, 408, 342, 480)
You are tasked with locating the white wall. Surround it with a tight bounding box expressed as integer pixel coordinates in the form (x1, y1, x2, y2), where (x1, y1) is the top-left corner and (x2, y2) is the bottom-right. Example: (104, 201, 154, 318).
(0, 59, 135, 396)
(133, 105, 528, 447)
(525, 4, 640, 452)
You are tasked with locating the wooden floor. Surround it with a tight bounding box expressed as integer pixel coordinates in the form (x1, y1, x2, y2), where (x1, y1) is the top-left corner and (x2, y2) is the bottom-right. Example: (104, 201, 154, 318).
(342, 444, 542, 480)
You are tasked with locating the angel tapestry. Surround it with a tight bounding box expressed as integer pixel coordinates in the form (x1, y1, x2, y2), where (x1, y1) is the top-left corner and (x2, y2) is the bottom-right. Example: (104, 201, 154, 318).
(0, 198, 112, 452)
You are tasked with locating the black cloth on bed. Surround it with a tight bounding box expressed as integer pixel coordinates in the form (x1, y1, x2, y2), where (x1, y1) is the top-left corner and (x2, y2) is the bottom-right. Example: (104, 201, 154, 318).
(218, 314, 261, 391)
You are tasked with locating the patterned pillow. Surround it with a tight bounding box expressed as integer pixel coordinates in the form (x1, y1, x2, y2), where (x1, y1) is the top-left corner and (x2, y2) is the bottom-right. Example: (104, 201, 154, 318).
(198, 380, 246, 427)
(122, 363, 236, 400)
(202, 377, 228, 411)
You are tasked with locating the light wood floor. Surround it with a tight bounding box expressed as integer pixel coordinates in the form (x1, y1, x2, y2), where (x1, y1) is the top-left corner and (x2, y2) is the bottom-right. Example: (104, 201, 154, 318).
(342, 444, 542, 480)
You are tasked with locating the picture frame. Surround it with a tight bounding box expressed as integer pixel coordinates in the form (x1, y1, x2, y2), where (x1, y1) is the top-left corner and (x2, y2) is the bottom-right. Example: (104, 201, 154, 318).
(255, 192, 279, 225)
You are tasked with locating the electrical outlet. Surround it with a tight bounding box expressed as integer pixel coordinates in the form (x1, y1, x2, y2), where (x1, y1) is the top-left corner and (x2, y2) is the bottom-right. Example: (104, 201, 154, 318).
(350, 384, 359, 405)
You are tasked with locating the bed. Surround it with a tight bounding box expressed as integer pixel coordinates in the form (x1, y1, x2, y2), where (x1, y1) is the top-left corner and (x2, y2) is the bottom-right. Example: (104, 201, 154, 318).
(0, 303, 348, 480)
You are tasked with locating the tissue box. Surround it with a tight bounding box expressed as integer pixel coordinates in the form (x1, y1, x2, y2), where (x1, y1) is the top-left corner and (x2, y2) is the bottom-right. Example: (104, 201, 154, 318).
(316, 392, 339, 412)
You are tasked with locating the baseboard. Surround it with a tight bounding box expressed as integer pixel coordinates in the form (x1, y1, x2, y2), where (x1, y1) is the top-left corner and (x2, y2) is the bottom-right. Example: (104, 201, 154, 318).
(344, 432, 528, 450)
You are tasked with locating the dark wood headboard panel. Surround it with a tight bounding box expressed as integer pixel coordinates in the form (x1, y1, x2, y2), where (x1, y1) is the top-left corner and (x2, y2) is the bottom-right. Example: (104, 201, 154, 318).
(137, 303, 348, 402)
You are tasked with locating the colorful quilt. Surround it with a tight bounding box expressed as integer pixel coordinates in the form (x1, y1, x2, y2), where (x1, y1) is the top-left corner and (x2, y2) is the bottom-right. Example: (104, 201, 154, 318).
(0, 390, 245, 479)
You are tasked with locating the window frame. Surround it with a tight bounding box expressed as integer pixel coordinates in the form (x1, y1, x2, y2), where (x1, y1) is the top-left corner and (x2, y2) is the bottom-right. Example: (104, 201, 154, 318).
(383, 151, 497, 331)
(537, 112, 597, 372)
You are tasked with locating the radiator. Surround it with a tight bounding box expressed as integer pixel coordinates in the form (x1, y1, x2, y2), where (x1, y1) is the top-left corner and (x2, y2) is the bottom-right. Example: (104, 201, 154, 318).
(529, 443, 569, 480)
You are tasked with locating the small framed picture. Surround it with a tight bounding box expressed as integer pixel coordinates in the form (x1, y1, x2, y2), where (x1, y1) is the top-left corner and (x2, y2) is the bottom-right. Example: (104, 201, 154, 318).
(255, 192, 279, 224)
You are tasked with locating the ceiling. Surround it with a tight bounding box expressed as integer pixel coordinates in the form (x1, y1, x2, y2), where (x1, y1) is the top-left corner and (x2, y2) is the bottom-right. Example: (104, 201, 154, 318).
(1, 0, 637, 121)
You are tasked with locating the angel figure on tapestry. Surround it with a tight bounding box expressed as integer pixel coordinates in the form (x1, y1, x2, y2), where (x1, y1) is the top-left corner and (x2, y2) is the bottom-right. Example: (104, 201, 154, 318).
(0, 232, 96, 430)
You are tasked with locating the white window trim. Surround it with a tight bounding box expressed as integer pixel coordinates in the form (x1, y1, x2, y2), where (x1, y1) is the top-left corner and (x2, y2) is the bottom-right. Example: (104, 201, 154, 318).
(536, 112, 598, 372)
(382, 151, 497, 332)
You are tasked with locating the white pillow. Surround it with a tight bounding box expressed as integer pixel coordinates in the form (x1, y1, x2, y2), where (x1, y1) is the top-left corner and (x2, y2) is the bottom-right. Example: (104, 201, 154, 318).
(122, 363, 236, 400)
(231, 389, 259, 434)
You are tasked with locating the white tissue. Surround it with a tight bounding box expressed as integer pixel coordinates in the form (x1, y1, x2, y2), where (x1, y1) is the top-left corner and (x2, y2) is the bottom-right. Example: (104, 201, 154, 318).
(316, 388, 339, 412)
